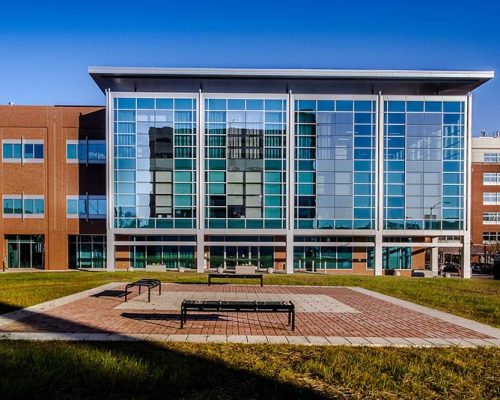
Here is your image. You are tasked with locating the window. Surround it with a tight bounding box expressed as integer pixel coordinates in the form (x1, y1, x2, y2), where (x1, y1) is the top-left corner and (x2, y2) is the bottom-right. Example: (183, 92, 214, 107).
(205, 97, 286, 230)
(67, 195, 106, 218)
(483, 192, 500, 205)
(483, 232, 500, 243)
(483, 212, 500, 224)
(67, 140, 106, 163)
(483, 173, 500, 185)
(484, 153, 500, 163)
(294, 98, 376, 230)
(68, 235, 107, 269)
(2, 140, 43, 162)
(3, 196, 44, 217)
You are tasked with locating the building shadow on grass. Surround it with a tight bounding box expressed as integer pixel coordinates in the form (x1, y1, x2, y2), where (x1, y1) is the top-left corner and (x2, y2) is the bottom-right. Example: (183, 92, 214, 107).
(0, 301, 328, 400)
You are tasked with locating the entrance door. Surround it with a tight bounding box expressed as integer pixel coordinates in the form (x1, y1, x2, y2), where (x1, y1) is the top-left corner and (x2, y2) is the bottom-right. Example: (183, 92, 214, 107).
(383, 247, 412, 270)
(93, 243, 105, 269)
(6, 235, 44, 269)
(209, 246, 273, 270)
(7, 241, 19, 268)
(304, 248, 315, 272)
(19, 242, 31, 268)
(132, 246, 146, 269)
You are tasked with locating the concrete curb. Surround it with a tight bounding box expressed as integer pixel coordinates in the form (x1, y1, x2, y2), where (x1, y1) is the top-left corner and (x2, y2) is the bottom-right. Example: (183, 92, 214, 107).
(0, 332, 497, 347)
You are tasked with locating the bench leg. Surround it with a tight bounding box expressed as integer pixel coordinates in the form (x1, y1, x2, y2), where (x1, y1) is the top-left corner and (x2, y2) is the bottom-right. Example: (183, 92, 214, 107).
(159, 284, 161, 296)
(139, 286, 141, 295)
(124, 289, 128, 302)
(208, 276, 211, 286)
(181, 308, 187, 328)
(291, 310, 295, 331)
(260, 276, 263, 287)
(148, 287, 151, 302)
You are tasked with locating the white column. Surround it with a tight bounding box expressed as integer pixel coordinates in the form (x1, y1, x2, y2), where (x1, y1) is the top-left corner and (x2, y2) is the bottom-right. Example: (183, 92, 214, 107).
(374, 233, 383, 276)
(105, 89, 115, 271)
(462, 233, 471, 279)
(285, 90, 295, 274)
(374, 92, 384, 276)
(196, 235, 204, 273)
(462, 93, 472, 279)
(106, 231, 115, 272)
(431, 237, 439, 276)
(286, 231, 294, 274)
(196, 89, 205, 273)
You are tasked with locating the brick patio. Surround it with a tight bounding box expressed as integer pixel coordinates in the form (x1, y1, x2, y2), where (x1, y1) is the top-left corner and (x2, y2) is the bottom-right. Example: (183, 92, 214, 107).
(0, 283, 499, 346)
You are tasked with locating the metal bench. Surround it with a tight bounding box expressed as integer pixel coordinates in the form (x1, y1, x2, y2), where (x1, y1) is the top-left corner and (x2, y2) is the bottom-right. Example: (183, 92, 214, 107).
(124, 279, 161, 302)
(180, 300, 295, 330)
(208, 273, 264, 287)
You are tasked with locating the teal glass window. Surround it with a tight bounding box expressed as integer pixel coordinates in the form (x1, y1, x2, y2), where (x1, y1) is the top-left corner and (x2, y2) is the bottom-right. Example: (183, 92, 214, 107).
(117, 98, 135, 109)
(67, 144, 77, 160)
(24, 199, 34, 214)
(3, 199, 13, 214)
(67, 199, 77, 214)
(137, 98, 154, 109)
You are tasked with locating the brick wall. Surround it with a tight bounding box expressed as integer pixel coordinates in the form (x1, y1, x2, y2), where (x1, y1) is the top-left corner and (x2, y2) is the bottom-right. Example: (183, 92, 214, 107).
(0, 106, 106, 269)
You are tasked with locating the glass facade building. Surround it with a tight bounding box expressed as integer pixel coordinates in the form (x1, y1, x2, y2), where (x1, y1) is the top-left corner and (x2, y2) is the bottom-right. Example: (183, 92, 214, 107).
(113, 96, 198, 230)
(204, 97, 287, 230)
(87, 67, 494, 277)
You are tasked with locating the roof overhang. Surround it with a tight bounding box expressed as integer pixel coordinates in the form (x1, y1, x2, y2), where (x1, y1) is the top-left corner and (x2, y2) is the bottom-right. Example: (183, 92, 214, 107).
(89, 67, 494, 95)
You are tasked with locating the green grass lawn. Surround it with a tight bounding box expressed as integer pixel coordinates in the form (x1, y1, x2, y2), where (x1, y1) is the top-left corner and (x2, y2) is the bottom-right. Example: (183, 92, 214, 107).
(0, 271, 498, 326)
(0, 341, 498, 400)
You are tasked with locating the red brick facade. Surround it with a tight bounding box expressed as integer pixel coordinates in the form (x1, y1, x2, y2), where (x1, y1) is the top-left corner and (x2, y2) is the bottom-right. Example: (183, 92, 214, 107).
(471, 162, 500, 253)
(0, 106, 106, 269)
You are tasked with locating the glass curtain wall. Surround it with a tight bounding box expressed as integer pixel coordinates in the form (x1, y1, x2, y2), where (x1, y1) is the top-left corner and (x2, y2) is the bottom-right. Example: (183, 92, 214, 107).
(68, 235, 106, 269)
(383, 100, 465, 230)
(293, 246, 352, 270)
(204, 98, 287, 229)
(208, 246, 274, 269)
(113, 97, 197, 229)
(131, 245, 196, 269)
(294, 99, 376, 230)
(382, 247, 412, 270)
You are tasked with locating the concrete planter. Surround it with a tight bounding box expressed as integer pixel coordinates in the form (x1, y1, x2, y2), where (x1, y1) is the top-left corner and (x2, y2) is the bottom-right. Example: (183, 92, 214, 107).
(217, 266, 224, 274)
(178, 267, 185, 273)
(393, 270, 401, 277)
(267, 267, 274, 274)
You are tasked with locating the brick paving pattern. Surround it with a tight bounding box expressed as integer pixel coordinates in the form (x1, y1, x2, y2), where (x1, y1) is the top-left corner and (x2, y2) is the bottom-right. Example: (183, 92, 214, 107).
(0, 283, 494, 340)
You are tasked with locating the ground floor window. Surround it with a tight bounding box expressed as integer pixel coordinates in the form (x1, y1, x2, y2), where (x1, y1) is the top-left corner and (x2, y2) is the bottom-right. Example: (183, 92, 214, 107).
(294, 246, 353, 271)
(382, 247, 412, 269)
(131, 245, 196, 269)
(483, 232, 500, 244)
(207, 246, 274, 269)
(68, 235, 106, 269)
(6, 235, 44, 269)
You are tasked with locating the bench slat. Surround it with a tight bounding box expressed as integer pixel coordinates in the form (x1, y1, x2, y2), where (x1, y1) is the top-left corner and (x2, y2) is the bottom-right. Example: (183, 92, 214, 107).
(180, 299, 295, 330)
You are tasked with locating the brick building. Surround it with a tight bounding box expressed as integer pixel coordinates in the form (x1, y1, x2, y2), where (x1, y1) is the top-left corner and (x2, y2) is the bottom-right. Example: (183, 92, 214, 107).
(471, 135, 500, 263)
(0, 106, 106, 269)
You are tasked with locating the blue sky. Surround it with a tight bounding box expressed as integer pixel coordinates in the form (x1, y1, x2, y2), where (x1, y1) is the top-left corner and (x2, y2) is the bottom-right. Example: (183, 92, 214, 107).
(0, 0, 499, 134)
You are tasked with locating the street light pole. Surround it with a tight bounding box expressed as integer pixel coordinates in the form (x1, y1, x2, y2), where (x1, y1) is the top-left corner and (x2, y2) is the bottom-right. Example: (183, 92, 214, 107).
(429, 201, 450, 227)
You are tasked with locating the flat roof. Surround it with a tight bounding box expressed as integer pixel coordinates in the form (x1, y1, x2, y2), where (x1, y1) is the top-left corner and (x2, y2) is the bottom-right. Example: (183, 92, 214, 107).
(89, 66, 494, 95)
